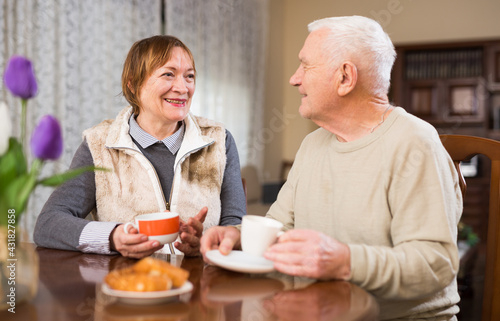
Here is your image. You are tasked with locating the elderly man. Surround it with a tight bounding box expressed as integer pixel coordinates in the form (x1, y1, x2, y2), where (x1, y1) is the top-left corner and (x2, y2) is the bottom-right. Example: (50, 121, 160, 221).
(201, 16, 462, 319)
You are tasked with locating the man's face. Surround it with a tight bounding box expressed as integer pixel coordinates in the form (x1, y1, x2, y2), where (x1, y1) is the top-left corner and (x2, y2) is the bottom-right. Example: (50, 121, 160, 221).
(289, 29, 338, 122)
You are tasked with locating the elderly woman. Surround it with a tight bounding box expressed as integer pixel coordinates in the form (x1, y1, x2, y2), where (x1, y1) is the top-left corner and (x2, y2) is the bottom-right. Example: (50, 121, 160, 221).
(34, 35, 246, 258)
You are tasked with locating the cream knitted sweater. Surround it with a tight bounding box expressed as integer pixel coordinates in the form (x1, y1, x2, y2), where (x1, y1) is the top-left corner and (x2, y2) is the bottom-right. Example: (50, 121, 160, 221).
(267, 107, 463, 319)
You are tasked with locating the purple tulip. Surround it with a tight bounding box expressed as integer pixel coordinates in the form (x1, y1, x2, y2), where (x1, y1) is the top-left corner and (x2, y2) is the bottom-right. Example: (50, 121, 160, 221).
(3, 55, 38, 99)
(30, 115, 63, 160)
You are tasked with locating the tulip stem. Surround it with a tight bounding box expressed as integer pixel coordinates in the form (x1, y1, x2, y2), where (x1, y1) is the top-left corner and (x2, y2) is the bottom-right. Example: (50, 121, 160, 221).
(21, 99, 27, 148)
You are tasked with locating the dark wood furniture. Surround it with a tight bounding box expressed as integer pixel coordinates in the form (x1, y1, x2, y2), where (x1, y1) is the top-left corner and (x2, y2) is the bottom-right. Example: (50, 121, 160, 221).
(391, 40, 500, 136)
(392, 41, 500, 320)
(0, 246, 380, 321)
(440, 135, 500, 321)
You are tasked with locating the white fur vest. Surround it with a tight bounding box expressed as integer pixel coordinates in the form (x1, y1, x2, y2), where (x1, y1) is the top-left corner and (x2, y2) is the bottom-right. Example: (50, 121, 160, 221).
(83, 107, 226, 231)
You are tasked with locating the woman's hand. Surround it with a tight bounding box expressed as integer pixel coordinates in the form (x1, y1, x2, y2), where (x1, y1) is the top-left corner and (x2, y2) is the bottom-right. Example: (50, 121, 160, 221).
(110, 224, 164, 259)
(174, 207, 208, 257)
(264, 229, 351, 280)
(200, 225, 241, 262)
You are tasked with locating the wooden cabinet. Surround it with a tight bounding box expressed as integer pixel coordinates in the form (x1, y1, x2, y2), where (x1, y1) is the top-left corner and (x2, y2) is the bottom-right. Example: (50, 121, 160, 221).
(391, 41, 499, 318)
(391, 40, 500, 138)
(485, 43, 500, 91)
(391, 40, 499, 243)
(485, 43, 500, 140)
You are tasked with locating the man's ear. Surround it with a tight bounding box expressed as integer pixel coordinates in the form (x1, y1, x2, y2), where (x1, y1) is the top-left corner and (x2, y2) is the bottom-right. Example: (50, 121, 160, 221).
(337, 62, 357, 97)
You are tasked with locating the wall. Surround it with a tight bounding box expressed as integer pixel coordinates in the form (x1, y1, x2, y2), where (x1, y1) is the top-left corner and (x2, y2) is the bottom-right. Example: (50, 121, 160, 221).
(262, 0, 500, 182)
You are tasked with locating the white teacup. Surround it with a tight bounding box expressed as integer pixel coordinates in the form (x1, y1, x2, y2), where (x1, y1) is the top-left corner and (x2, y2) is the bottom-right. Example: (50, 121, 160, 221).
(241, 215, 284, 257)
(123, 212, 179, 244)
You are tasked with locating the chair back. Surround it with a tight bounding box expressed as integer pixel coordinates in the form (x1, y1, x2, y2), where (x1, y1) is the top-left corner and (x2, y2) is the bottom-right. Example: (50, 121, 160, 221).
(440, 134, 500, 321)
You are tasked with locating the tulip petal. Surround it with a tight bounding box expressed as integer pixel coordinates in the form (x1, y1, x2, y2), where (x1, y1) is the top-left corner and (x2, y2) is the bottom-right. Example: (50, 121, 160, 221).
(3, 55, 38, 99)
(30, 115, 63, 160)
(0, 102, 12, 155)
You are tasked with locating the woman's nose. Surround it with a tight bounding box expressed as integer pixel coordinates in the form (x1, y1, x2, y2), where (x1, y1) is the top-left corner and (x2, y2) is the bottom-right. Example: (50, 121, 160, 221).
(172, 76, 188, 94)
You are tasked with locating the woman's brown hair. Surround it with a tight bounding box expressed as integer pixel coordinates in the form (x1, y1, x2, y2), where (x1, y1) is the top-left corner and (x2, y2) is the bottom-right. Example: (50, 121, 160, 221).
(121, 35, 196, 115)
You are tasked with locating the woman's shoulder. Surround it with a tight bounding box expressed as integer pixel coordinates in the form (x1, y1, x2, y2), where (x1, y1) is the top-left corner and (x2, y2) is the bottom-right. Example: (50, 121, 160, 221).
(82, 119, 114, 141)
(190, 114, 225, 130)
(83, 107, 131, 141)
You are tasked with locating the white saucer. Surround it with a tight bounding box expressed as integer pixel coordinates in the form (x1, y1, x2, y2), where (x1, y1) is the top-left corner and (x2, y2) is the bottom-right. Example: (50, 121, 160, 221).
(206, 250, 275, 274)
(101, 281, 193, 305)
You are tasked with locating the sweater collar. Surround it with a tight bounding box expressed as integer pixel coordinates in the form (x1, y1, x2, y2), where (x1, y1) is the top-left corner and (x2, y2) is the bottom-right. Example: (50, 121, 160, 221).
(105, 107, 214, 157)
(129, 114, 184, 154)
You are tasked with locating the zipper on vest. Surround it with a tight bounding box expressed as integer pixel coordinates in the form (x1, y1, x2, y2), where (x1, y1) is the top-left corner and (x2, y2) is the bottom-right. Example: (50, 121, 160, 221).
(167, 141, 214, 209)
(137, 154, 169, 210)
(110, 140, 215, 212)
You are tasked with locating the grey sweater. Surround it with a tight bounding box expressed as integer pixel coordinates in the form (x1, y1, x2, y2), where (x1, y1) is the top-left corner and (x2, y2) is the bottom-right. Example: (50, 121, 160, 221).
(33, 130, 245, 251)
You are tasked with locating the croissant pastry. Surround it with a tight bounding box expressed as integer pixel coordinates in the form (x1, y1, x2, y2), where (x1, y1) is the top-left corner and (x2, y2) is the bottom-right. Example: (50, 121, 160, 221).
(105, 257, 189, 292)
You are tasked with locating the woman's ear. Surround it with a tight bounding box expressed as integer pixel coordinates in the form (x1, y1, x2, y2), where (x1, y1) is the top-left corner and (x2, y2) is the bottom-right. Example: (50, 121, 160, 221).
(127, 81, 135, 94)
(337, 62, 357, 97)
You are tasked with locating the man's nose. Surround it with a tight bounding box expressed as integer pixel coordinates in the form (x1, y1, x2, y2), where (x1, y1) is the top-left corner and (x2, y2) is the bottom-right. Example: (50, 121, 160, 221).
(289, 67, 302, 86)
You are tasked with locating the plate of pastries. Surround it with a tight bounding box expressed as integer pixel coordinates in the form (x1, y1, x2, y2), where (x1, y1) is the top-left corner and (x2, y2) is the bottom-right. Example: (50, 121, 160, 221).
(102, 257, 192, 304)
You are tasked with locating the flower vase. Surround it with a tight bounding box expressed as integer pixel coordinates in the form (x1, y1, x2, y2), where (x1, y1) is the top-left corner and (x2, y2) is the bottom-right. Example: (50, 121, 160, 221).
(0, 225, 39, 311)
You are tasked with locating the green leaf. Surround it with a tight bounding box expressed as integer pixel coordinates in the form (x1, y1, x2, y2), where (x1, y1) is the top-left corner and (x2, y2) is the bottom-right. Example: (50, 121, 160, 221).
(38, 166, 109, 187)
(13, 159, 43, 214)
(1, 159, 40, 217)
(16, 173, 38, 215)
(0, 138, 28, 194)
(3, 174, 34, 215)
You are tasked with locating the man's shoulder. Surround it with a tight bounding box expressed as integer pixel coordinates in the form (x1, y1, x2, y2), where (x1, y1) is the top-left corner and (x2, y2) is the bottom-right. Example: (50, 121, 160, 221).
(303, 127, 334, 144)
(391, 107, 435, 133)
(388, 108, 441, 149)
(305, 127, 335, 139)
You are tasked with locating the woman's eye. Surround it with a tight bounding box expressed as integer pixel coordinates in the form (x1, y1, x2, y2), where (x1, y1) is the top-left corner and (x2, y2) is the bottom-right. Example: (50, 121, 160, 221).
(186, 74, 195, 80)
(162, 72, 174, 77)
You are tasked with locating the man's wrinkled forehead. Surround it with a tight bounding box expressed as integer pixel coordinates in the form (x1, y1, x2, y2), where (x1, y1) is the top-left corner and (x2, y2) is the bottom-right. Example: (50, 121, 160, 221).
(299, 29, 329, 62)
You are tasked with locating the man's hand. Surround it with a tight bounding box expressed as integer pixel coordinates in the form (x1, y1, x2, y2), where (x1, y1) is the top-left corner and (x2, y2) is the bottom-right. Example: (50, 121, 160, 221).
(200, 225, 241, 262)
(110, 224, 164, 259)
(174, 207, 208, 256)
(264, 229, 351, 280)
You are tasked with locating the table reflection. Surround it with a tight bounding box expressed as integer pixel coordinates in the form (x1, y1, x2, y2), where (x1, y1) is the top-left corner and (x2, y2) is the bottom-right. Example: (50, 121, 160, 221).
(200, 265, 285, 320)
(264, 280, 379, 321)
(0, 247, 383, 321)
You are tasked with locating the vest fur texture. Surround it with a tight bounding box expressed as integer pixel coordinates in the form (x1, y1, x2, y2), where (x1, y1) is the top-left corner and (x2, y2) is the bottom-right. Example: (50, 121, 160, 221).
(83, 107, 226, 231)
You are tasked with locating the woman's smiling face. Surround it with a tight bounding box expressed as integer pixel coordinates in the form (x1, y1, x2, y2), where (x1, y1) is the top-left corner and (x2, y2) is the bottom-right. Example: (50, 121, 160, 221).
(137, 46, 195, 138)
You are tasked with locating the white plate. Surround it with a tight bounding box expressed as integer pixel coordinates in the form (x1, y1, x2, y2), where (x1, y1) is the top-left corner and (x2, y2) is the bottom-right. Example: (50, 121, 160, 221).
(101, 281, 193, 305)
(206, 250, 275, 274)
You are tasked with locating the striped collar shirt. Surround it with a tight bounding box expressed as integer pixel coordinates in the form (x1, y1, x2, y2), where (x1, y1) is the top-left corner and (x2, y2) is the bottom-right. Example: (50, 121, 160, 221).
(129, 114, 184, 154)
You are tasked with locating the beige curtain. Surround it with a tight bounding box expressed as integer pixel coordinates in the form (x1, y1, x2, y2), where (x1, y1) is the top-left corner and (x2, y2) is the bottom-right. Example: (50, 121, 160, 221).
(0, 0, 162, 237)
(1, 0, 269, 238)
(165, 0, 269, 169)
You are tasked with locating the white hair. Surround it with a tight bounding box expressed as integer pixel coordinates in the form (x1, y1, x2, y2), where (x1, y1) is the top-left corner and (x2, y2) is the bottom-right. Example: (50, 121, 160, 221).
(308, 16, 396, 96)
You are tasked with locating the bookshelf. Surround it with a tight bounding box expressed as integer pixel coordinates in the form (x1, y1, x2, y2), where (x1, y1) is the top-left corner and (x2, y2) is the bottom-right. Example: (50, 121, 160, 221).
(391, 40, 500, 137)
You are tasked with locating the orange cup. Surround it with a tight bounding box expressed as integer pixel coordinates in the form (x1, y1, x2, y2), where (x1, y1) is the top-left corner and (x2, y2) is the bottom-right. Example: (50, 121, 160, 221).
(123, 212, 179, 244)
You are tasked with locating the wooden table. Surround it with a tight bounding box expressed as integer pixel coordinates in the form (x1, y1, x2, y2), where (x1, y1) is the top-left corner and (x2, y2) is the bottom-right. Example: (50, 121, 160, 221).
(0, 247, 380, 321)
